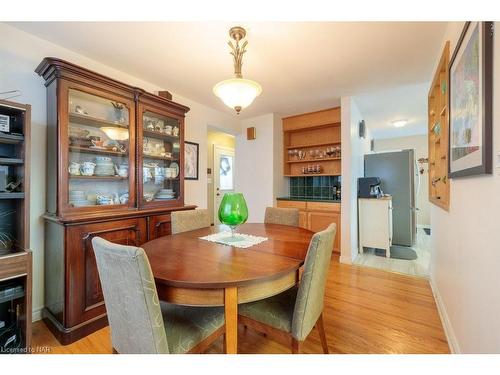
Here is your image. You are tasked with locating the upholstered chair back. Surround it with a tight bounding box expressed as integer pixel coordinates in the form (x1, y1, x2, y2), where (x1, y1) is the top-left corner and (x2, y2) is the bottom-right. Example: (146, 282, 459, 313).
(92, 237, 169, 354)
(292, 223, 336, 341)
(264, 207, 300, 227)
(171, 209, 211, 234)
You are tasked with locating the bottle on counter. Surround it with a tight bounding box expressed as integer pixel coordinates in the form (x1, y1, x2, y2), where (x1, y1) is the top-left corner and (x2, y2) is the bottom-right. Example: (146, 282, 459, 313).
(336, 186, 341, 200)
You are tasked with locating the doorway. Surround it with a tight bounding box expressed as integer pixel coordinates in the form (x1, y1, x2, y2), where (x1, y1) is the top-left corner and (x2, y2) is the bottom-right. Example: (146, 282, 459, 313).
(207, 130, 235, 225)
(213, 145, 235, 224)
(354, 136, 431, 278)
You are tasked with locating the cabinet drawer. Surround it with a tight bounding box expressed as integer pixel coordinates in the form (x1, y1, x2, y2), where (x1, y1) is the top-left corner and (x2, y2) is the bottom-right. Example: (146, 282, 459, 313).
(276, 200, 307, 210)
(306, 201, 341, 213)
(148, 214, 172, 240)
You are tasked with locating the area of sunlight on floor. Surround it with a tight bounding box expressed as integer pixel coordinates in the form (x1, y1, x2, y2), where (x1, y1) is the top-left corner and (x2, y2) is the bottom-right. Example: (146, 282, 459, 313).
(353, 228, 431, 278)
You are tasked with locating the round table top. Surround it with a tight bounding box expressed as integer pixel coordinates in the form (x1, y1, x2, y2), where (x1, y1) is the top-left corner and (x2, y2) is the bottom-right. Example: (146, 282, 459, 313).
(142, 223, 314, 289)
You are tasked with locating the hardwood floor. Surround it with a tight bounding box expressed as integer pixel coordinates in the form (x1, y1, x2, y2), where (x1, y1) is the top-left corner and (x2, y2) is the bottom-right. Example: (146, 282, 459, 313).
(31, 256, 450, 354)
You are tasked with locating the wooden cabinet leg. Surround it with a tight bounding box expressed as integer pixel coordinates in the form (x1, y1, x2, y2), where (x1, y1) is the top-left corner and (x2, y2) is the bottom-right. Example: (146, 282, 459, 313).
(291, 338, 301, 354)
(224, 287, 238, 354)
(316, 313, 329, 354)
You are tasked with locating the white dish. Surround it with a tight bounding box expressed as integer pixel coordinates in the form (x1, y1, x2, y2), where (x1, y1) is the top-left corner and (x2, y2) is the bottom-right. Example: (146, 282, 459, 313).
(169, 162, 179, 178)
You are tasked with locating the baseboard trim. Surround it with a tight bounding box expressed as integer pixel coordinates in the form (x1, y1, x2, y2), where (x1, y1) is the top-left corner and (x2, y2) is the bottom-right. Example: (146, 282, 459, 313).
(429, 276, 461, 354)
(32, 307, 42, 322)
(339, 254, 352, 264)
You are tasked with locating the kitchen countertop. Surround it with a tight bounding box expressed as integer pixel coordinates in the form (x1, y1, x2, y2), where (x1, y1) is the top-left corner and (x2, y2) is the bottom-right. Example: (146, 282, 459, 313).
(277, 197, 341, 203)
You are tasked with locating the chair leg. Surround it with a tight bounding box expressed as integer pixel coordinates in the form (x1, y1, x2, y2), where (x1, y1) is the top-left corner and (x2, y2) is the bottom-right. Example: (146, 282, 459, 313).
(291, 338, 301, 354)
(316, 313, 329, 354)
(112, 348, 118, 354)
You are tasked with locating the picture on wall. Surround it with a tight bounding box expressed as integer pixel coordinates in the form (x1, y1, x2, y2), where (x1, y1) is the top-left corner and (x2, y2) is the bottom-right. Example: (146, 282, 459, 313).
(449, 21, 493, 178)
(184, 141, 199, 180)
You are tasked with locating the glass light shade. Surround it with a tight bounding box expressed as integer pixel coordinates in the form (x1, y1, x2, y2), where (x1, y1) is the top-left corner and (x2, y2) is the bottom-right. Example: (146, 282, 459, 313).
(218, 192, 248, 238)
(100, 127, 129, 141)
(213, 78, 262, 112)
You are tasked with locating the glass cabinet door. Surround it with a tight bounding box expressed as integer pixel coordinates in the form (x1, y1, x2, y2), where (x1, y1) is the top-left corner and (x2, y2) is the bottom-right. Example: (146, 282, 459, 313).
(67, 89, 131, 208)
(141, 111, 181, 204)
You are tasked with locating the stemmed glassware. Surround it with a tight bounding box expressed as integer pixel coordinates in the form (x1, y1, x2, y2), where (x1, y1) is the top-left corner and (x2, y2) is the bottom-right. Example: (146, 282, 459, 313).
(218, 192, 249, 241)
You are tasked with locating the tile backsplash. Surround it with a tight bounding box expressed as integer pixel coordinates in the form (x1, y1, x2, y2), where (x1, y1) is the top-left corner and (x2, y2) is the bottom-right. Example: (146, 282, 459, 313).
(289, 176, 341, 200)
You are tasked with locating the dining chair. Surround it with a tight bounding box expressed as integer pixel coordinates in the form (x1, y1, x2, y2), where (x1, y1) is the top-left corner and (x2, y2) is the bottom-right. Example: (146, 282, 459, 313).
(264, 207, 300, 227)
(238, 223, 336, 354)
(171, 208, 211, 234)
(92, 237, 225, 354)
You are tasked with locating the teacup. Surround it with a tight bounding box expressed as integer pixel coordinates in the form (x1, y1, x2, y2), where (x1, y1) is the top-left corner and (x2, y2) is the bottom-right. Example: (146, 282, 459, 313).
(164, 125, 173, 135)
(81, 162, 96, 176)
(96, 194, 113, 205)
(117, 164, 129, 177)
(143, 167, 152, 182)
(119, 193, 129, 204)
(68, 162, 81, 176)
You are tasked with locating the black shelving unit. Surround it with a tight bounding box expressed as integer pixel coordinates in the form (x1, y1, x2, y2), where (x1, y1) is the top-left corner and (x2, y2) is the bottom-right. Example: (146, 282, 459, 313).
(0, 99, 31, 352)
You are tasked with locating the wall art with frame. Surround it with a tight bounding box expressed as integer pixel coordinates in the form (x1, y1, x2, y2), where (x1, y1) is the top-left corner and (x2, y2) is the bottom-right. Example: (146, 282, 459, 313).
(449, 21, 493, 178)
(184, 141, 199, 180)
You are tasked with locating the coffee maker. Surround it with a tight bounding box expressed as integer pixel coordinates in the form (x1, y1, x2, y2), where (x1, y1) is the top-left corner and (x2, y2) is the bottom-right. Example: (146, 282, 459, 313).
(358, 177, 383, 198)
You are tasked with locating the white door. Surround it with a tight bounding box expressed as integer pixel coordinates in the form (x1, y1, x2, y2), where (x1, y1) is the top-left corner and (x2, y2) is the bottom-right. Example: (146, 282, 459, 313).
(213, 145, 235, 224)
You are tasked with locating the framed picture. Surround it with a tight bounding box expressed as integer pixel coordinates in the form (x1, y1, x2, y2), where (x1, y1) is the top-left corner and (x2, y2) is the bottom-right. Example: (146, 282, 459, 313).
(449, 21, 493, 178)
(184, 141, 199, 180)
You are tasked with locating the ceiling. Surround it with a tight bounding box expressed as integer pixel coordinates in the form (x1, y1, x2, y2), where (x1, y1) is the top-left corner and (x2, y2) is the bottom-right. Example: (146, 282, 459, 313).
(355, 82, 430, 139)
(11, 22, 447, 120)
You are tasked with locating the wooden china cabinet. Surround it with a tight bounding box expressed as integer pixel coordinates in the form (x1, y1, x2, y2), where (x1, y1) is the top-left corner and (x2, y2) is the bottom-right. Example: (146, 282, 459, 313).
(36, 58, 195, 344)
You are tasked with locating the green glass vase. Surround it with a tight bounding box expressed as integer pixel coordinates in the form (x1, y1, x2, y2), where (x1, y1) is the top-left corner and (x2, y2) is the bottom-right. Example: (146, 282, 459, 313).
(218, 192, 248, 240)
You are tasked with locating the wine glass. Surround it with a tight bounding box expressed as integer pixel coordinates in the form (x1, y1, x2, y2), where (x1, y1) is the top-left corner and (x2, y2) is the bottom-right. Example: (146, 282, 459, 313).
(218, 192, 249, 241)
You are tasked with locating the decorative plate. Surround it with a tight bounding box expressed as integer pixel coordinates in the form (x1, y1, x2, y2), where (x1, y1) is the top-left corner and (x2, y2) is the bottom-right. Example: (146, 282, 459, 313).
(170, 162, 179, 178)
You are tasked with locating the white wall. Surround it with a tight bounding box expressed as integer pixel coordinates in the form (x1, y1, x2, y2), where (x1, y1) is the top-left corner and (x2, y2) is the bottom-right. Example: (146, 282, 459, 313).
(430, 22, 500, 353)
(374, 135, 430, 227)
(0, 23, 239, 320)
(235, 113, 286, 223)
(340, 97, 372, 263)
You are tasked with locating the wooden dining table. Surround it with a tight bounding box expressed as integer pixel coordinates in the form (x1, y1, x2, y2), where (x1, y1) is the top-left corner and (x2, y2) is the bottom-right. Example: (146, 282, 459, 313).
(141, 223, 314, 354)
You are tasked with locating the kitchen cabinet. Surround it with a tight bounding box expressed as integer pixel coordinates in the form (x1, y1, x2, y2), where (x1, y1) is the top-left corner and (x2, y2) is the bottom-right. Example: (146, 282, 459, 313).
(276, 200, 341, 252)
(358, 197, 393, 257)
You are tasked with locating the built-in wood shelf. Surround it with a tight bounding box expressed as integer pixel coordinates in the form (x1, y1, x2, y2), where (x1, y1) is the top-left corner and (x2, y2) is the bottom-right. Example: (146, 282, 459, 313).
(284, 174, 339, 177)
(285, 141, 341, 150)
(283, 107, 342, 177)
(428, 41, 450, 211)
(286, 157, 341, 164)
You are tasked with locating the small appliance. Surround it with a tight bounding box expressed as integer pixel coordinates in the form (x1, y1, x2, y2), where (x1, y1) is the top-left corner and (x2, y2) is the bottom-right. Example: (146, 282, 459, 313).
(358, 177, 383, 198)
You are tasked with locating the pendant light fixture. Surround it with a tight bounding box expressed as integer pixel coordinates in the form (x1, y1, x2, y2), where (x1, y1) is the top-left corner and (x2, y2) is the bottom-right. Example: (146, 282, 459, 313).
(213, 26, 262, 114)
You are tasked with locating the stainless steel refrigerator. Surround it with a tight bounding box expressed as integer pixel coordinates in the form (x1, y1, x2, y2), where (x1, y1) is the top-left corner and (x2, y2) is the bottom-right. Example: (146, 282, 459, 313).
(364, 150, 416, 247)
